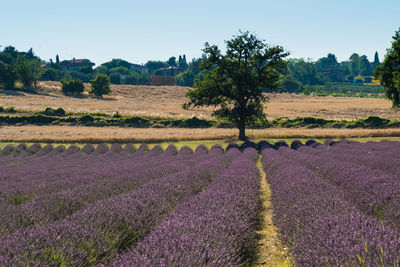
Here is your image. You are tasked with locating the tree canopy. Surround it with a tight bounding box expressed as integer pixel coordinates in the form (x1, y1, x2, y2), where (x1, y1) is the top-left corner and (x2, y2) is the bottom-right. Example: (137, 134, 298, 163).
(375, 28, 400, 108)
(184, 31, 288, 140)
(89, 74, 111, 98)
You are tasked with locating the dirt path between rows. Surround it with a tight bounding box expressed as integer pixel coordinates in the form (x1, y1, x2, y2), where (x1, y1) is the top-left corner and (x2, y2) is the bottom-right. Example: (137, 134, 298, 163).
(255, 156, 291, 266)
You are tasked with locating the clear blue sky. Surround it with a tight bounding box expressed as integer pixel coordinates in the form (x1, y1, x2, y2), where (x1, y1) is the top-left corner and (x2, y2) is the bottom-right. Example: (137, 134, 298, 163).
(2, 0, 399, 66)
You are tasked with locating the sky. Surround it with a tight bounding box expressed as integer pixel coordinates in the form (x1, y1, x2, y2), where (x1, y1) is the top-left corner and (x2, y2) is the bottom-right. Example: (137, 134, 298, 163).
(1, 0, 399, 66)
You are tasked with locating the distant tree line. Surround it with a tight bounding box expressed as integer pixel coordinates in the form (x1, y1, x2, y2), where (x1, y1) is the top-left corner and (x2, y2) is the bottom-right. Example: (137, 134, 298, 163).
(0, 46, 42, 90)
(0, 44, 383, 93)
(280, 52, 382, 94)
(0, 45, 198, 89)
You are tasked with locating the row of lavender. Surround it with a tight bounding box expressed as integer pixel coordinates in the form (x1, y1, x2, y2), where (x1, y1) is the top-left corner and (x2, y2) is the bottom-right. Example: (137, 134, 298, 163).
(290, 141, 400, 229)
(262, 140, 400, 266)
(0, 143, 262, 266)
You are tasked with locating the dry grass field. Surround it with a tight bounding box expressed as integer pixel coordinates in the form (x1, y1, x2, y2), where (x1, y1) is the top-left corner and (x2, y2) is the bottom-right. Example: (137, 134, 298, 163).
(0, 81, 399, 120)
(2, 82, 400, 143)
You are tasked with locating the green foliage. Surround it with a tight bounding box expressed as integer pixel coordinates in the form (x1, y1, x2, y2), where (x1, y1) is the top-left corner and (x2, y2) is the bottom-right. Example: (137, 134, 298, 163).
(167, 56, 177, 67)
(95, 65, 109, 75)
(113, 112, 122, 118)
(373, 51, 380, 69)
(7, 106, 15, 113)
(145, 60, 168, 74)
(41, 107, 66, 116)
(124, 116, 150, 126)
(184, 30, 289, 140)
(176, 70, 195, 86)
(89, 75, 111, 98)
(78, 114, 95, 123)
(175, 57, 206, 87)
(109, 73, 122, 84)
(109, 66, 131, 75)
(302, 88, 311, 95)
(302, 82, 384, 97)
(178, 54, 188, 70)
(2, 107, 400, 130)
(374, 28, 400, 108)
(0, 52, 14, 65)
(65, 71, 94, 83)
(61, 79, 85, 95)
(315, 53, 343, 82)
(183, 116, 212, 127)
(15, 56, 34, 87)
(8, 193, 34, 205)
(101, 59, 132, 70)
(40, 67, 59, 81)
(281, 75, 302, 93)
(286, 58, 326, 86)
(30, 59, 42, 89)
(124, 72, 151, 85)
(0, 61, 18, 89)
(79, 65, 94, 75)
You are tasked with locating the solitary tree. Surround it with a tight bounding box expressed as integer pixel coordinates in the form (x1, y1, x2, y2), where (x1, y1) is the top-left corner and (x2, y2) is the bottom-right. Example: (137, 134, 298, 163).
(184, 31, 288, 140)
(89, 74, 111, 98)
(375, 28, 400, 108)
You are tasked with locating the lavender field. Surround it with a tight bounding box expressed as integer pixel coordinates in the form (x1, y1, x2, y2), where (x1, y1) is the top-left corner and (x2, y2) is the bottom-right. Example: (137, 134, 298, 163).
(1, 140, 400, 266)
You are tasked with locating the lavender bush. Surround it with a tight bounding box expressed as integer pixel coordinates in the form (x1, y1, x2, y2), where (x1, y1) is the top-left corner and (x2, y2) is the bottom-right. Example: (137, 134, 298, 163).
(0, 144, 238, 266)
(108, 147, 259, 266)
(262, 145, 400, 266)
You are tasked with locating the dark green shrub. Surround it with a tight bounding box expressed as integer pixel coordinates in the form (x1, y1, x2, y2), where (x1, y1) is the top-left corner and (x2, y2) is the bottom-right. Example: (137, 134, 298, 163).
(113, 112, 122, 118)
(124, 116, 150, 126)
(42, 107, 66, 117)
(7, 106, 15, 113)
(89, 75, 111, 98)
(60, 116, 77, 123)
(183, 116, 213, 128)
(362, 116, 390, 128)
(61, 79, 84, 95)
(0, 106, 3, 112)
(387, 120, 400, 127)
(78, 114, 94, 124)
(27, 115, 58, 124)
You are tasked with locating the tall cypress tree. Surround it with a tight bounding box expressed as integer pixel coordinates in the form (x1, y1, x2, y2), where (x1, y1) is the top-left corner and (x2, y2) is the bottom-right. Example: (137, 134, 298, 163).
(373, 51, 380, 70)
(374, 51, 380, 65)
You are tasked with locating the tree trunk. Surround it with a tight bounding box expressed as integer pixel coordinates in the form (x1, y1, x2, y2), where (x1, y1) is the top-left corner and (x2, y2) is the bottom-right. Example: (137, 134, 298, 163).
(238, 118, 246, 141)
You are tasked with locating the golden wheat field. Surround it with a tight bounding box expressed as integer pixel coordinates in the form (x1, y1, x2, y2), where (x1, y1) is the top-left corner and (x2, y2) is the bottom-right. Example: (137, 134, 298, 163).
(0, 81, 399, 120)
